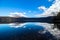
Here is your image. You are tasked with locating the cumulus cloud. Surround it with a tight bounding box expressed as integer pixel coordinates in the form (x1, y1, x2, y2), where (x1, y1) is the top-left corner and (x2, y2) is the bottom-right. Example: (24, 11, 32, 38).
(36, 0, 60, 17)
(38, 6, 48, 11)
(48, 0, 53, 2)
(9, 12, 27, 17)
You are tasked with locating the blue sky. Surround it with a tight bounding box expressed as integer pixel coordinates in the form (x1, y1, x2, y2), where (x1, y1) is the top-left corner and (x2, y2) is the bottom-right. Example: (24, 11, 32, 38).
(0, 0, 54, 17)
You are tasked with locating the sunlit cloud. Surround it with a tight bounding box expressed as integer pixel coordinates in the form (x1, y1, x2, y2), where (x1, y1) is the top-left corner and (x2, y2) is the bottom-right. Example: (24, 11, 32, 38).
(38, 6, 48, 11)
(48, 0, 53, 2)
(9, 12, 27, 17)
(36, 0, 60, 17)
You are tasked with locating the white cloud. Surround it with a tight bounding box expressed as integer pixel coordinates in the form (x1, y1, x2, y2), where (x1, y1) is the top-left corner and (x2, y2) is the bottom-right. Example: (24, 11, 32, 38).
(36, 0, 60, 17)
(48, 0, 53, 2)
(38, 6, 47, 11)
(48, 0, 51, 1)
(9, 12, 27, 17)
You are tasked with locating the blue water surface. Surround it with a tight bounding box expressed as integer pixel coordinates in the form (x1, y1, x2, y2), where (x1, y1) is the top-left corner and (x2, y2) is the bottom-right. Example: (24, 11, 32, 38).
(0, 24, 57, 40)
